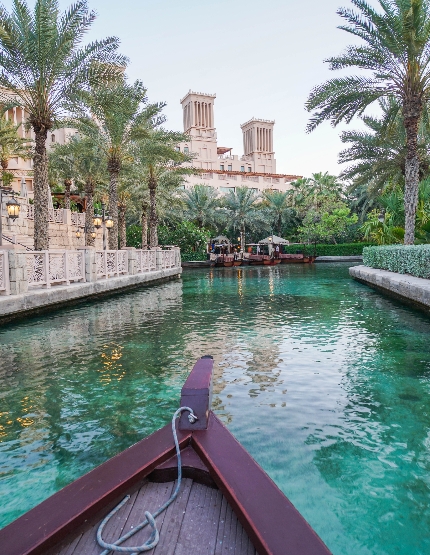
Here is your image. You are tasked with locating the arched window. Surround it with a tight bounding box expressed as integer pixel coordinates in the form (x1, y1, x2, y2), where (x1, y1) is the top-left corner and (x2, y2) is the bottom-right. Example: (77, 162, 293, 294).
(51, 134, 56, 143)
(184, 146, 189, 154)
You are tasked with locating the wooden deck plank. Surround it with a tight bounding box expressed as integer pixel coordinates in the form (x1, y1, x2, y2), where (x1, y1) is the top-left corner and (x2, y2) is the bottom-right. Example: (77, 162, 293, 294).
(174, 481, 223, 555)
(152, 478, 193, 555)
(118, 480, 174, 549)
(52, 480, 257, 555)
(60, 487, 141, 555)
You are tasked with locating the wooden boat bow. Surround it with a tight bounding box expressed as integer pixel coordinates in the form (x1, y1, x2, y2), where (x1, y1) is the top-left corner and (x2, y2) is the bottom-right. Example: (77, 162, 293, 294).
(0, 356, 332, 555)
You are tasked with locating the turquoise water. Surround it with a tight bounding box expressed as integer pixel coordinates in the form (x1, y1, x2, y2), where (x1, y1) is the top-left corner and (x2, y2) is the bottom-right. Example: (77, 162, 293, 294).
(0, 264, 429, 555)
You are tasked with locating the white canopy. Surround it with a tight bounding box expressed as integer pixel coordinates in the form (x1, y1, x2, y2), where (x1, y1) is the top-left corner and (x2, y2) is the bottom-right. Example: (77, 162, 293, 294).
(259, 235, 289, 245)
(211, 235, 230, 244)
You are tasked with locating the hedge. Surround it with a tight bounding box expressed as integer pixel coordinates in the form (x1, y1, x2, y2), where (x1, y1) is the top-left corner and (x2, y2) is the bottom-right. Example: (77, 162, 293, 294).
(181, 251, 207, 262)
(282, 243, 374, 256)
(363, 245, 430, 278)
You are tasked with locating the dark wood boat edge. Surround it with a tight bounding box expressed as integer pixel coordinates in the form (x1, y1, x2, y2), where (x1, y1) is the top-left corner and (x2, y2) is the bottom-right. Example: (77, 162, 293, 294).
(192, 413, 331, 555)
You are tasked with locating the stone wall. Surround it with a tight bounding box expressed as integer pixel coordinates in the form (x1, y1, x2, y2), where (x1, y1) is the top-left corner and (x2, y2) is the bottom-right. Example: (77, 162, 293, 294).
(350, 265, 430, 310)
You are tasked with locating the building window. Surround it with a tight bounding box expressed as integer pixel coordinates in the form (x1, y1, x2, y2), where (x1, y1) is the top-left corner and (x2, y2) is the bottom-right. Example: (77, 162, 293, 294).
(175, 146, 180, 152)
(228, 165, 232, 171)
(51, 134, 56, 143)
(240, 166, 245, 172)
(247, 167, 252, 172)
(220, 164, 224, 171)
(184, 146, 189, 154)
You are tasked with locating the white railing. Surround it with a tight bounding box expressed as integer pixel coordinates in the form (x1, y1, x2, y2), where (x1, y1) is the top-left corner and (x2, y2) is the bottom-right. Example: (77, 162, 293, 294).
(201, 173, 213, 180)
(161, 249, 176, 269)
(264, 177, 272, 183)
(26, 250, 85, 288)
(95, 250, 129, 279)
(227, 174, 237, 181)
(71, 212, 86, 226)
(25, 206, 86, 226)
(135, 249, 157, 273)
(0, 251, 10, 295)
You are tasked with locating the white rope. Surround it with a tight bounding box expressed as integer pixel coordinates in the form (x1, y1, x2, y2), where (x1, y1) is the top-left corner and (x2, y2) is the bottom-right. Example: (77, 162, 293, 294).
(97, 406, 197, 554)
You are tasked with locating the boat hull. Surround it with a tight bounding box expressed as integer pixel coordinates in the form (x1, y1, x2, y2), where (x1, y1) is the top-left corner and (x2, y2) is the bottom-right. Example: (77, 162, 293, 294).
(182, 260, 215, 268)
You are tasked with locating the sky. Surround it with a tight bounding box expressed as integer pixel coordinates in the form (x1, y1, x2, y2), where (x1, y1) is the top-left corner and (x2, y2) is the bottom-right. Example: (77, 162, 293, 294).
(3, 0, 381, 178)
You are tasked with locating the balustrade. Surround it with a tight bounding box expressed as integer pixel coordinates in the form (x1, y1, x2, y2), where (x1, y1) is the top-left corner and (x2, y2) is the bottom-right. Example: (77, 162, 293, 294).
(0, 251, 10, 295)
(95, 250, 129, 279)
(26, 250, 85, 288)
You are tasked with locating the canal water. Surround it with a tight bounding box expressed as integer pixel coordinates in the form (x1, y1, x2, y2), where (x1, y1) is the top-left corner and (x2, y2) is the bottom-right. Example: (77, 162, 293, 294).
(0, 264, 429, 555)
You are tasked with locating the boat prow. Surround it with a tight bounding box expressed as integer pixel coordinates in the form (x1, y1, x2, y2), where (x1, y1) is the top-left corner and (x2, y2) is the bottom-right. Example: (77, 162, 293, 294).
(0, 357, 332, 555)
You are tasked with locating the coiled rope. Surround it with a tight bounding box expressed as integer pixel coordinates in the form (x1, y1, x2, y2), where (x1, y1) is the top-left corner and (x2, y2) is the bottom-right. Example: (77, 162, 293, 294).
(97, 406, 198, 554)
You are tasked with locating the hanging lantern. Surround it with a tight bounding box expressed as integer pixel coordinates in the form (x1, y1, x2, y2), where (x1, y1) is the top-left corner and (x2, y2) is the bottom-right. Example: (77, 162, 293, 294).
(75, 228, 81, 238)
(93, 214, 102, 229)
(6, 196, 20, 220)
(105, 215, 114, 229)
(90, 228, 97, 240)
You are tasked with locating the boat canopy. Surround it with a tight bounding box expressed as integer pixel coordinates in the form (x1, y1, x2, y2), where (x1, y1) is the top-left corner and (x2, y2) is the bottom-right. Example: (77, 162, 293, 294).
(259, 235, 290, 245)
(211, 235, 231, 245)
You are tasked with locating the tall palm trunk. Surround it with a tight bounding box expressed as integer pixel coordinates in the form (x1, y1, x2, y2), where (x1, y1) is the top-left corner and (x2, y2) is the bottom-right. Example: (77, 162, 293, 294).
(403, 96, 422, 245)
(64, 179, 72, 210)
(148, 174, 158, 247)
(118, 203, 127, 249)
(107, 155, 120, 250)
(33, 128, 49, 251)
(85, 178, 95, 247)
(277, 214, 282, 236)
(141, 199, 149, 248)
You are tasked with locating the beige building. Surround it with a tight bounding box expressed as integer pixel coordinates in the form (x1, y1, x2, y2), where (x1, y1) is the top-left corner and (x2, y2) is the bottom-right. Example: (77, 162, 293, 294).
(178, 90, 301, 194)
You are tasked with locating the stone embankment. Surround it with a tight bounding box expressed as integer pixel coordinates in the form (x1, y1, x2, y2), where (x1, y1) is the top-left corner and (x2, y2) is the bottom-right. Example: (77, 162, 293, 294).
(350, 265, 430, 310)
(315, 255, 363, 263)
(0, 247, 181, 322)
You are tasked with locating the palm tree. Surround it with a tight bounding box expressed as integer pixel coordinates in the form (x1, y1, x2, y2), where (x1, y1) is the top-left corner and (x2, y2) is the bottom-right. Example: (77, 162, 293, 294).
(133, 129, 194, 247)
(182, 184, 220, 229)
(262, 190, 295, 236)
(73, 80, 164, 249)
(306, 0, 430, 244)
(0, 117, 32, 183)
(0, 0, 125, 250)
(223, 187, 261, 250)
(51, 135, 107, 246)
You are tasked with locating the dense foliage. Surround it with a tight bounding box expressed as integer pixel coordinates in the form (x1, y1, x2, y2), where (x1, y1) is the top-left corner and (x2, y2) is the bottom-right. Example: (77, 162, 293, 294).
(363, 245, 430, 278)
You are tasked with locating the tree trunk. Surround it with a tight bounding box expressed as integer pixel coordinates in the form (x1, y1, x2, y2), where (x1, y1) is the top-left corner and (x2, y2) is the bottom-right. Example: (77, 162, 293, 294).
(403, 97, 422, 245)
(277, 215, 282, 236)
(108, 168, 119, 250)
(149, 176, 158, 247)
(33, 128, 49, 250)
(118, 204, 127, 249)
(64, 179, 72, 210)
(141, 200, 149, 248)
(85, 179, 95, 247)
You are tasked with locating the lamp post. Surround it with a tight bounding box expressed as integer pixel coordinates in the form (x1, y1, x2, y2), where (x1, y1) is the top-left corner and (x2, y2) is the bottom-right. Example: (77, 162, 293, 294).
(0, 187, 21, 246)
(93, 203, 113, 251)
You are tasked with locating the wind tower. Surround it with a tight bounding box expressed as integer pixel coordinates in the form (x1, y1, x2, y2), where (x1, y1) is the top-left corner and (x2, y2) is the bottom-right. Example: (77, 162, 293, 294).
(180, 91, 218, 167)
(240, 118, 276, 174)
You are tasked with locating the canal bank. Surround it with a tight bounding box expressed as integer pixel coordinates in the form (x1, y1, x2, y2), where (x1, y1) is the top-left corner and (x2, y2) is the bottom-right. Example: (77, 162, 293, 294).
(0, 267, 181, 323)
(349, 264, 430, 311)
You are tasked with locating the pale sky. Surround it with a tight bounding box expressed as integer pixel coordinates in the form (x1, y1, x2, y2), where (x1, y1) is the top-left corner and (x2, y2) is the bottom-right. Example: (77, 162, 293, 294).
(3, 0, 381, 178)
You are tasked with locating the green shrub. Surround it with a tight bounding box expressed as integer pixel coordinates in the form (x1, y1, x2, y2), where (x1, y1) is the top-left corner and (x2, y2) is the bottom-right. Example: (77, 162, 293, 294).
(363, 245, 430, 278)
(282, 243, 374, 256)
(181, 251, 207, 262)
(126, 225, 142, 248)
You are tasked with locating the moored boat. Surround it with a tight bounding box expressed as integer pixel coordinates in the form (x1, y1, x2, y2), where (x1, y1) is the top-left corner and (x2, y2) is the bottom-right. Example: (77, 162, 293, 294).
(263, 256, 282, 266)
(233, 260, 242, 266)
(0, 356, 332, 555)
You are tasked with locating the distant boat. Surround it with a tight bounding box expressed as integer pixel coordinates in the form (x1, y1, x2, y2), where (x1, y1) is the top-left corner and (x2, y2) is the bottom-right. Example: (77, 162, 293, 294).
(0, 357, 332, 555)
(263, 257, 281, 265)
(233, 259, 242, 266)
